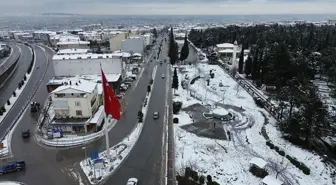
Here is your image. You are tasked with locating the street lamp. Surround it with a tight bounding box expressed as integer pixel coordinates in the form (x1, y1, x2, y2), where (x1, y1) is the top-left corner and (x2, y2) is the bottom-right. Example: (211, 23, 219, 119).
(82, 146, 88, 166)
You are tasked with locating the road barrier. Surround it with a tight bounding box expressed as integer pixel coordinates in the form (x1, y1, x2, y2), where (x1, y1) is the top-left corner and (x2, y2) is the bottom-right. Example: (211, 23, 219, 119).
(0, 45, 35, 142)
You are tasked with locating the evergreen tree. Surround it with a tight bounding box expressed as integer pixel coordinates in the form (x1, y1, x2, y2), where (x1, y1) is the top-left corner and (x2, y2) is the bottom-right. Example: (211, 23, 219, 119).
(168, 27, 178, 65)
(152, 28, 158, 38)
(172, 68, 179, 93)
(244, 55, 252, 76)
(238, 44, 245, 73)
(180, 35, 189, 62)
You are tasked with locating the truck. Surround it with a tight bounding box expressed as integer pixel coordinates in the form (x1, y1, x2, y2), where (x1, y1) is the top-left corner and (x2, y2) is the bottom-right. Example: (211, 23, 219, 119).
(0, 161, 26, 175)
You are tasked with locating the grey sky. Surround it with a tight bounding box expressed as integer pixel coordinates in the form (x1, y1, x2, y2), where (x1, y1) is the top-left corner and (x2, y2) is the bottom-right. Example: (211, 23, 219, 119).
(0, 0, 336, 15)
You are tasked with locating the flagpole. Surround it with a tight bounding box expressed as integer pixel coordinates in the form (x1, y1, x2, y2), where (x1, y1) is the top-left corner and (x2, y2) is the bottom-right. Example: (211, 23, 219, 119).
(104, 112, 111, 161)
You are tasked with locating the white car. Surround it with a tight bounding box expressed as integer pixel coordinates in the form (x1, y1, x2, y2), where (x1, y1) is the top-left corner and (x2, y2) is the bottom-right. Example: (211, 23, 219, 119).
(161, 74, 165, 78)
(126, 178, 138, 185)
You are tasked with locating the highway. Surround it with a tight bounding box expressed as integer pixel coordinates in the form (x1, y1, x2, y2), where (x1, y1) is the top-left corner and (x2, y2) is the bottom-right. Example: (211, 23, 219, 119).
(2, 41, 160, 185)
(0, 44, 33, 138)
(0, 44, 31, 107)
(105, 36, 169, 185)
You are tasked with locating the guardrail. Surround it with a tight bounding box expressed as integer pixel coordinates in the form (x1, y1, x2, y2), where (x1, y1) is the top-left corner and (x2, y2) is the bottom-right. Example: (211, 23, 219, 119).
(0, 45, 35, 142)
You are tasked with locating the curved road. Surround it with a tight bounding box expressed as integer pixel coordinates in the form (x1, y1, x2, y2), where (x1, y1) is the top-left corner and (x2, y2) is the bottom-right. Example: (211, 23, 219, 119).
(105, 37, 170, 185)
(1, 41, 160, 185)
(0, 43, 33, 138)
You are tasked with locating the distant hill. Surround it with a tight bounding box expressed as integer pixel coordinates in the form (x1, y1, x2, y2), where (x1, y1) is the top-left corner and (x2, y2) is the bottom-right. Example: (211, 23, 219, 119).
(40, 13, 82, 16)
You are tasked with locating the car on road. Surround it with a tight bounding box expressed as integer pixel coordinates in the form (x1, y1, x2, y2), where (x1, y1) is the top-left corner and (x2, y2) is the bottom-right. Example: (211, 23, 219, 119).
(161, 74, 165, 78)
(153, 112, 159, 119)
(126, 178, 138, 185)
(160, 61, 163, 64)
(21, 129, 30, 139)
(0, 161, 26, 175)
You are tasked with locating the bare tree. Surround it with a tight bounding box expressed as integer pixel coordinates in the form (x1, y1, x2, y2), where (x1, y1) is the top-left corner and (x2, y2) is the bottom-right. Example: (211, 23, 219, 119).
(231, 66, 238, 78)
(235, 83, 241, 96)
(268, 157, 290, 179)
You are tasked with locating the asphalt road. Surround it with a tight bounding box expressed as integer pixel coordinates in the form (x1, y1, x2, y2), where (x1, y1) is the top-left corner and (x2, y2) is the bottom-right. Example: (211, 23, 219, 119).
(2, 42, 160, 185)
(105, 36, 169, 185)
(0, 44, 33, 138)
(0, 44, 31, 107)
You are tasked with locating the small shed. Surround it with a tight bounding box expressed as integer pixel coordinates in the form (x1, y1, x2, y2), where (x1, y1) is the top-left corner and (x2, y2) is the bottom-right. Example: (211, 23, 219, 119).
(250, 157, 267, 169)
(261, 176, 284, 185)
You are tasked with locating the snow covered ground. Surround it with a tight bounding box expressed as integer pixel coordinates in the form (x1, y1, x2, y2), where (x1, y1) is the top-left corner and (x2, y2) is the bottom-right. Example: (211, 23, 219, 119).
(0, 181, 26, 185)
(80, 66, 158, 184)
(173, 64, 335, 185)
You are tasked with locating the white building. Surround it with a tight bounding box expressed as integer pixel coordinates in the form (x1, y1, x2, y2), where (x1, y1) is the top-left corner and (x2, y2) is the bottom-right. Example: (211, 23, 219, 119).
(56, 48, 89, 55)
(121, 37, 144, 54)
(82, 24, 102, 32)
(109, 32, 128, 51)
(57, 40, 90, 50)
(33, 31, 56, 41)
(52, 53, 125, 78)
(142, 33, 153, 46)
(51, 79, 100, 119)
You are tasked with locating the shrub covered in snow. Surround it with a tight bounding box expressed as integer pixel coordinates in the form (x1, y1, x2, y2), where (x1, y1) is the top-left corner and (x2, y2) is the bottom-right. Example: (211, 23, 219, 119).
(249, 165, 269, 178)
(173, 101, 183, 114)
(173, 117, 179, 123)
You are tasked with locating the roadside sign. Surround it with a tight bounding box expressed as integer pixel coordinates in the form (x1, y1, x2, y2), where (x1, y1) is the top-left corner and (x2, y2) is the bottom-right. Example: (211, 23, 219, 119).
(90, 150, 99, 160)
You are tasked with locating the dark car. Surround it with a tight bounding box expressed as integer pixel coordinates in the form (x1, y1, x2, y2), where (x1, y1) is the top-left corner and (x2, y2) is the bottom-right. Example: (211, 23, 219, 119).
(21, 129, 30, 139)
(0, 161, 26, 175)
(253, 97, 264, 108)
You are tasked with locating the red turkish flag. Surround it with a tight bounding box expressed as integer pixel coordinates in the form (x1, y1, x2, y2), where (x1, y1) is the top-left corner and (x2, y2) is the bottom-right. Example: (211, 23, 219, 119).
(101, 69, 121, 120)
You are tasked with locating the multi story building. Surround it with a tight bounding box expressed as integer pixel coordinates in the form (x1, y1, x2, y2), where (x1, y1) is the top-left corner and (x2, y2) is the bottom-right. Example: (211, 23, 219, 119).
(51, 79, 99, 119)
(109, 32, 128, 51)
(121, 36, 144, 54)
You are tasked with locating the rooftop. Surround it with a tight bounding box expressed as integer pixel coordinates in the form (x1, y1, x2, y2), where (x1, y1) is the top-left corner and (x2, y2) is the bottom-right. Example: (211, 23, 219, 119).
(249, 157, 267, 168)
(262, 176, 284, 185)
(57, 40, 90, 45)
(57, 48, 89, 55)
(53, 53, 121, 60)
(48, 73, 121, 87)
(52, 79, 97, 94)
(216, 43, 235, 48)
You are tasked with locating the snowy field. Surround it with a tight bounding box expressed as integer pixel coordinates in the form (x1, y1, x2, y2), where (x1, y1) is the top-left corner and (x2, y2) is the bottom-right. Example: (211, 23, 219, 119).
(173, 64, 335, 185)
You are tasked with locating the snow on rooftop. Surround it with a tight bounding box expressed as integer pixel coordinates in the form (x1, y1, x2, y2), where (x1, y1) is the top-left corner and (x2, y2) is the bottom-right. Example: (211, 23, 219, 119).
(249, 157, 267, 169)
(57, 40, 90, 45)
(48, 74, 121, 87)
(216, 43, 235, 48)
(176, 40, 184, 45)
(52, 79, 97, 94)
(262, 176, 284, 185)
(57, 48, 89, 55)
(132, 53, 142, 57)
(52, 53, 122, 60)
(112, 51, 131, 58)
(89, 106, 104, 125)
(218, 49, 234, 53)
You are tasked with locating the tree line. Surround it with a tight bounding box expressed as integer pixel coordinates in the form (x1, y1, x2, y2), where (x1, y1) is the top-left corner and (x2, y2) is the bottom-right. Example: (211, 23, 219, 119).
(188, 24, 336, 149)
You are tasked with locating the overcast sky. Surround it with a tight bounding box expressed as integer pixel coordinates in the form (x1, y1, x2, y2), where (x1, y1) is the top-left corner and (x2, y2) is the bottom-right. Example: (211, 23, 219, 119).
(1, 0, 336, 15)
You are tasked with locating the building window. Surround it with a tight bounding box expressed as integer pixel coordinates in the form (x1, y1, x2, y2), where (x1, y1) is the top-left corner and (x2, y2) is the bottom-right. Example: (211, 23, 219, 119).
(76, 110, 82, 116)
(55, 93, 65, 98)
(75, 101, 81, 107)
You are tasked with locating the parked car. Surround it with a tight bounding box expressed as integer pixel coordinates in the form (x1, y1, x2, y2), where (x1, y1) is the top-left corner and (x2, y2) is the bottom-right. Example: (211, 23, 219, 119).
(21, 129, 30, 139)
(254, 97, 264, 108)
(153, 112, 159, 119)
(126, 178, 138, 185)
(0, 161, 26, 175)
